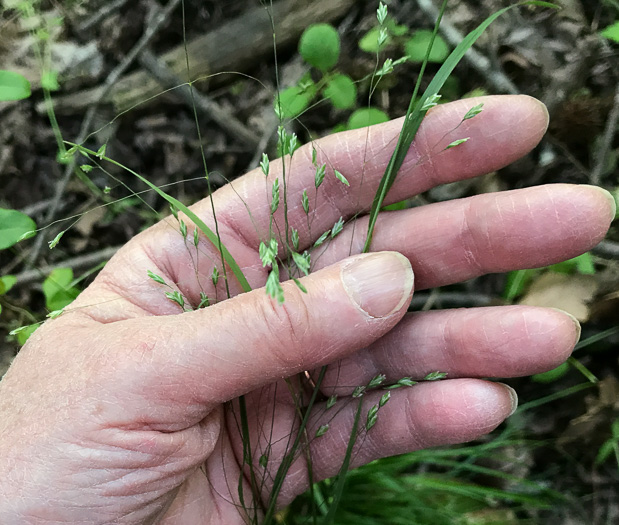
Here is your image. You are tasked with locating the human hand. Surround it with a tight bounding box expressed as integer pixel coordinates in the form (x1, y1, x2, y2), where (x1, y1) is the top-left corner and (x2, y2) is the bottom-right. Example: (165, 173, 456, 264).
(0, 95, 614, 524)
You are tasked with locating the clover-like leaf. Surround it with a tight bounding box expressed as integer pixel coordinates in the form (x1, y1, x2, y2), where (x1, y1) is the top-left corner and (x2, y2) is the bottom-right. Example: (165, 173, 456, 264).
(299, 24, 340, 72)
(0, 70, 31, 101)
(0, 208, 36, 250)
(324, 74, 357, 110)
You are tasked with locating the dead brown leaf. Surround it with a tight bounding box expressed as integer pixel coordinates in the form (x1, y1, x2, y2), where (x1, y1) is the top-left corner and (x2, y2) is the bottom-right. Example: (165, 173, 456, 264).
(559, 375, 619, 447)
(519, 272, 598, 322)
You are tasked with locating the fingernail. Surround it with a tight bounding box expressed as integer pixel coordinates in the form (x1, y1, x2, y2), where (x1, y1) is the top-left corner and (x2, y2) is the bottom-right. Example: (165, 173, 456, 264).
(533, 97, 549, 127)
(499, 383, 519, 416)
(549, 307, 581, 344)
(342, 252, 414, 318)
(580, 185, 617, 219)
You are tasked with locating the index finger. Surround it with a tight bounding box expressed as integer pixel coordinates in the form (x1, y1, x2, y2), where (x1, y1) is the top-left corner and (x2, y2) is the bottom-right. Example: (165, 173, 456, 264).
(203, 95, 548, 252)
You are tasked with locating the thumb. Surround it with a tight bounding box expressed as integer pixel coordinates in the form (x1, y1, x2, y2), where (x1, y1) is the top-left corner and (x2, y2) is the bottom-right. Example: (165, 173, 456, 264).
(116, 252, 414, 408)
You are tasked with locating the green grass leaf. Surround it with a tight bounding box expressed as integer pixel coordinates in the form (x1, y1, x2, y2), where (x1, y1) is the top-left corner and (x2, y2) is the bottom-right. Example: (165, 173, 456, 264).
(0, 208, 37, 250)
(549, 252, 596, 275)
(299, 23, 340, 72)
(363, 1, 557, 253)
(0, 70, 31, 101)
(531, 362, 570, 383)
(503, 268, 539, 301)
(68, 143, 251, 294)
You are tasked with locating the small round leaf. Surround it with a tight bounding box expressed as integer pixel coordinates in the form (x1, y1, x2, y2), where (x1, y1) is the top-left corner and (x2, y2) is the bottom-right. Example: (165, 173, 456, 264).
(16, 324, 38, 345)
(0, 275, 17, 295)
(0, 70, 31, 101)
(43, 268, 79, 312)
(299, 24, 340, 72)
(324, 74, 357, 109)
(275, 86, 313, 119)
(347, 108, 389, 130)
(359, 27, 390, 54)
(405, 30, 450, 63)
(0, 208, 37, 250)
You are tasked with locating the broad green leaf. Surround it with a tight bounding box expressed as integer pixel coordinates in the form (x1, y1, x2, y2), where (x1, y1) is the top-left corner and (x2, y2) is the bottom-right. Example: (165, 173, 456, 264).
(42, 268, 79, 312)
(600, 21, 619, 43)
(11, 324, 38, 345)
(405, 30, 450, 63)
(324, 74, 357, 110)
(0, 70, 31, 101)
(347, 108, 389, 130)
(359, 20, 408, 53)
(275, 85, 313, 120)
(0, 208, 36, 250)
(359, 26, 392, 53)
(299, 24, 340, 72)
(0, 275, 17, 295)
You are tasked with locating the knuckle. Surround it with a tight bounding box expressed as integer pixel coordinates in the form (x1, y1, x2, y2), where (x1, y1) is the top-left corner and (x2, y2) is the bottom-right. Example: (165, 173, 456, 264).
(257, 284, 313, 369)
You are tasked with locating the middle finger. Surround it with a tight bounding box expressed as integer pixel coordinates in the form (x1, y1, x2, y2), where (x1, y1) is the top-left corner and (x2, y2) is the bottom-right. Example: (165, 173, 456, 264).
(304, 184, 613, 290)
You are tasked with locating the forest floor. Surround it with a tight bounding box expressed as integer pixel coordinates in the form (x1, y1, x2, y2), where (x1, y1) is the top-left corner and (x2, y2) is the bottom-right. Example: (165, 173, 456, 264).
(1, 0, 618, 523)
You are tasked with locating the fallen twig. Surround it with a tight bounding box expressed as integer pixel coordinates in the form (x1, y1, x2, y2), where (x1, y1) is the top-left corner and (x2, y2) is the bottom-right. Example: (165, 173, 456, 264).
(591, 83, 619, 186)
(592, 240, 619, 260)
(138, 49, 259, 148)
(76, 0, 130, 34)
(15, 247, 120, 288)
(410, 291, 495, 310)
(44, 0, 356, 115)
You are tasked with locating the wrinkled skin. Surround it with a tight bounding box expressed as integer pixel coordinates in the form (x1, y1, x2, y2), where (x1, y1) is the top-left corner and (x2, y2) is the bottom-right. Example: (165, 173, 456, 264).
(0, 96, 614, 524)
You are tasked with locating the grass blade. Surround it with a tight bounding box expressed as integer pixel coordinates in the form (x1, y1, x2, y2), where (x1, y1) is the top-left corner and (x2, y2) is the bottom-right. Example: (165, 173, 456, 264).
(262, 367, 328, 525)
(322, 398, 364, 525)
(363, 1, 559, 252)
(67, 143, 252, 293)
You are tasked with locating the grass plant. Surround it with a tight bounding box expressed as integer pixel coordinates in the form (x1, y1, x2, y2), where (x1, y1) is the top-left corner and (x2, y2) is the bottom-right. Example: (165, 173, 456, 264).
(9, 1, 616, 524)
